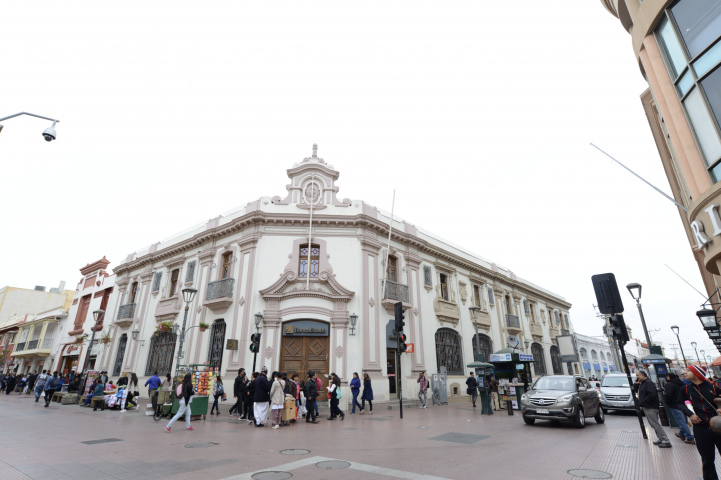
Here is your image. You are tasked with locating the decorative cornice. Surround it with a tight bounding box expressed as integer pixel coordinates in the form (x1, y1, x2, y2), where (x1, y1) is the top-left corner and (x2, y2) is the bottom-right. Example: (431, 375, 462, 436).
(80, 256, 111, 276)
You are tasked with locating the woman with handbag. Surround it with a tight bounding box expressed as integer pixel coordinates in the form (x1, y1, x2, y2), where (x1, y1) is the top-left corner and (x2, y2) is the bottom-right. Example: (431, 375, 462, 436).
(360, 373, 373, 415)
(326, 374, 344, 420)
(210, 376, 225, 415)
(130, 373, 139, 398)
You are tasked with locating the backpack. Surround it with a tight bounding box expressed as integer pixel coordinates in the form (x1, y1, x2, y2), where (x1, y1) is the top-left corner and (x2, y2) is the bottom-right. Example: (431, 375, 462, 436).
(48, 377, 60, 389)
(216, 384, 224, 395)
(176, 383, 183, 396)
(336, 386, 342, 399)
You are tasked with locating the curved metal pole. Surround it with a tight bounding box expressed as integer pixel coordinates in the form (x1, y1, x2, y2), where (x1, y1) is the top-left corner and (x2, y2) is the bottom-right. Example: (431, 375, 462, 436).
(0, 112, 59, 123)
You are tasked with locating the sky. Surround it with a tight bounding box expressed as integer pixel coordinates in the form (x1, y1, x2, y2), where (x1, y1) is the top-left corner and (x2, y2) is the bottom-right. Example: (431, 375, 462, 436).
(1, 1, 717, 364)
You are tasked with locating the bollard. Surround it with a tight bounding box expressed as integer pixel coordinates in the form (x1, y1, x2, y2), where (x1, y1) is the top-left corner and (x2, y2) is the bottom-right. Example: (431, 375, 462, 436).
(507, 400, 514, 415)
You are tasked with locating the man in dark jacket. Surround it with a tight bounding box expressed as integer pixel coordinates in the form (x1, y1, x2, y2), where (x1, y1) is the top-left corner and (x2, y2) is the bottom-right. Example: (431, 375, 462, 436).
(246, 372, 257, 423)
(26, 371, 37, 395)
(43, 372, 61, 407)
(229, 368, 246, 418)
(253, 367, 271, 427)
(5, 374, 17, 395)
(466, 372, 478, 408)
(305, 371, 319, 424)
(679, 365, 721, 480)
(665, 372, 694, 444)
(636, 371, 670, 448)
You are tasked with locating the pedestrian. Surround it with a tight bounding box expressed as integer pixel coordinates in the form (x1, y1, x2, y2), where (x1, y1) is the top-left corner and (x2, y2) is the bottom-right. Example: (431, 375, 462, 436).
(417, 371, 429, 409)
(17, 375, 26, 394)
(210, 375, 224, 415)
(327, 373, 345, 420)
(0, 374, 5, 393)
(635, 371, 671, 448)
(360, 372, 373, 415)
(298, 378, 307, 419)
(289, 374, 300, 418)
(229, 368, 246, 417)
(679, 365, 721, 480)
(466, 372, 478, 408)
(246, 372, 258, 423)
(665, 372, 695, 445)
(86, 380, 106, 411)
(487, 374, 500, 411)
(315, 373, 322, 417)
(305, 371, 319, 424)
(253, 367, 271, 427)
(98, 371, 109, 384)
(161, 373, 173, 391)
(165, 372, 195, 432)
(43, 371, 61, 407)
(270, 372, 286, 429)
(5, 373, 16, 395)
(144, 371, 160, 397)
(26, 371, 37, 395)
(350, 372, 362, 414)
(117, 372, 129, 387)
(68, 375, 81, 393)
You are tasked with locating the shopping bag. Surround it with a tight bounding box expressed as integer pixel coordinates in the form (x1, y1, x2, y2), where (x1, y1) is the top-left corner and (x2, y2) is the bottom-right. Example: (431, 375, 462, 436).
(40, 391, 45, 398)
(221, 393, 227, 401)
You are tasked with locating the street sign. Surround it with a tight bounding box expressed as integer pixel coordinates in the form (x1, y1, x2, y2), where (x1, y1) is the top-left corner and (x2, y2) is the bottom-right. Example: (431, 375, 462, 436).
(591, 273, 624, 314)
(405, 343, 415, 353)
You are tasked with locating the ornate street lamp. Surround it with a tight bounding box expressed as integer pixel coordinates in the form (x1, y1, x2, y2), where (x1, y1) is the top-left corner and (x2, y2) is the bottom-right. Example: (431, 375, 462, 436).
(627, 283, 653, 351)
(252, 312, 264, 373)
(349, 313, 358, 336)
(176, 288, 198, 368)
(76, 309, 104, 404)
(697, 309, 718, 332)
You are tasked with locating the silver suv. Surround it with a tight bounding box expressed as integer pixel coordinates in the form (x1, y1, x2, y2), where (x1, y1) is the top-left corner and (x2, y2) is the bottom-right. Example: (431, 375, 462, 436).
(520, 375, 604, 428)
(599, 373, 634, 413)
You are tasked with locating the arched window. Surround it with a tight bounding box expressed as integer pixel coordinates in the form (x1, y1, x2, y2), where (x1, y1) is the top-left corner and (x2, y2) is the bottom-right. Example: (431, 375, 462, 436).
(599, 352, 606, 363)
(113, 334, 128, 377)
(145, 331, 177, 376)
(591, 350, 598, 361)
(435, 329, 463, 376)
(550, 345, 563, 374)
(472, 334, 493, 363)
(580, 348, 588, 360)
(207, 319, 227, 368)
(531, 343, 546, 375)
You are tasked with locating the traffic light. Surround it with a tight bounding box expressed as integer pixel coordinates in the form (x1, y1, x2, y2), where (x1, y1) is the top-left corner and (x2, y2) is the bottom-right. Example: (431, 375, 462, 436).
(395, 302, 407, 353)
(249, 333, 261, 353)
(609, 314, 630, 343)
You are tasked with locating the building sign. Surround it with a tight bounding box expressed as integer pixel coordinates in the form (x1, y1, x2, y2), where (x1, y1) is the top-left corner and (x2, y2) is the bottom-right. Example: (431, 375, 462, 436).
(490, 353, 512, 362)
(282, 320, 329, 337)
(519, 353, 534, 362)
(64, 345, 80, 356)
(226, 339, 238, 350)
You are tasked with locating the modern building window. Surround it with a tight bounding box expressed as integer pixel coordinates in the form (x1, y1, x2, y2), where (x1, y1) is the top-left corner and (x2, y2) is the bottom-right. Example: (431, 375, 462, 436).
(221, 252, 233, 279)
(685, 87, 721, 163)
(531, 343, 546, 375)
(657, 15, 687, 78)
(386, 256, 398, 282)
(472, 334, 493, 363)
(435, 328, 463, 376)
(670, 0, 721, 58)
(439, 273, 449, 300)
(702, 67, 721, 128)
(299, 245, 320, 278)
(169, 269, 179, 296)
(130, 282, 139, 303)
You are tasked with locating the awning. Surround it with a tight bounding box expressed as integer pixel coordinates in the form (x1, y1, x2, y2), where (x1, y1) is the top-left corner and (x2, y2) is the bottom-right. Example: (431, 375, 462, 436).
(583, 362, 591, 370)
(603, 365, 608, 371)
(609, 365, 615, 371)
(467, 361, 495, 369)
(593, 363, 601, 370)
(640, 354, 671, 365)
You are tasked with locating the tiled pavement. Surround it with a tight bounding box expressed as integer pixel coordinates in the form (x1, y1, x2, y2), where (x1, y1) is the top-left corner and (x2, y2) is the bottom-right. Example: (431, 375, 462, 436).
(0, 393, 716, 480)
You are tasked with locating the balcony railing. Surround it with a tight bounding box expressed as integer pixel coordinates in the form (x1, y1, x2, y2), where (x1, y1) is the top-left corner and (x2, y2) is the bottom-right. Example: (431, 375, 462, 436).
(382, 280, 410, 303)
(16, 342, 25, 352)
(41, 338, 53, 349)
(118, 303, 136, 320)
(506, 314, 520, 329)
(206, 278, 235, 301)
(27, 340, 38, 350)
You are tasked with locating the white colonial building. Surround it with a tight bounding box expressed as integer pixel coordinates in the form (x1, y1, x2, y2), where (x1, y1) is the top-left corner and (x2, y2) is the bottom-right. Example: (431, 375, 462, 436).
(94, 146, 574, 404)
(575, 333, 618, 380)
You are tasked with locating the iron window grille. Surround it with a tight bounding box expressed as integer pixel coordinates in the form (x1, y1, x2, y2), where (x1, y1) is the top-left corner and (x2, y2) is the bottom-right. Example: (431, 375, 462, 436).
(435, 328, 464, 376)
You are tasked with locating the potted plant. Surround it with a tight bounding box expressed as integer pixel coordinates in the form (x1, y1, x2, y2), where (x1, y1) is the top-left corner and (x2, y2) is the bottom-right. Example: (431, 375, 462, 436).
(159, 321, 174, 332)
(101, 334, 113, 344)
(198, 322, 210, 333)
(75, 334, 88, 344)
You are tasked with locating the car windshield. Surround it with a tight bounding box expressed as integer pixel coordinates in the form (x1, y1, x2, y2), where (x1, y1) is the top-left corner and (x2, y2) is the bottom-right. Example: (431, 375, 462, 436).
(601, 376, 630, 387)
(533, 376, 574, 391)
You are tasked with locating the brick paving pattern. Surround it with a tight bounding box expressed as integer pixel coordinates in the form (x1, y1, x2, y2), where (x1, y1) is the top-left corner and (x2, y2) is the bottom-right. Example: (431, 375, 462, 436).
(0, 393, 716, 479)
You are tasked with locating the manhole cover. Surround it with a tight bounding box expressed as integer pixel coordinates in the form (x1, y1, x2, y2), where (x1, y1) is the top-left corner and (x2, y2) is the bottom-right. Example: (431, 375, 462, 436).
(251, 472, 292, 480)
(316, 461, 350, 470)
(184, 443, 217, 448)
(567, 470, 612, 479)
(280, 449, 310, 455)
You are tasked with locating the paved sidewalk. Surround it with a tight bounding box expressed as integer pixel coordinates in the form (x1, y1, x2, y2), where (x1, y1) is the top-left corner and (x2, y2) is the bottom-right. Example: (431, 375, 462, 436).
(0, 393, 713, 480)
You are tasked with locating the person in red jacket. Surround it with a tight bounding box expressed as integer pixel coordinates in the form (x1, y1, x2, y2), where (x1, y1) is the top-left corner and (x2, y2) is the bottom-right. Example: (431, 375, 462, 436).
(679, 365, 721, 480)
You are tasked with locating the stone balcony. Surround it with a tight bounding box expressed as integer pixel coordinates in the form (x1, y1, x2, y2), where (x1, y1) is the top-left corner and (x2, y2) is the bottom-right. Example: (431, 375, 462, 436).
(549, 327, 561, 340)
(155, 295, 182, 323)
(506, 314, 522, 335)
(381, 280, 412, 315)
(203, 278, 234, 314)
(114, 303, 136, 328)
(530, 322, 543, 340)
(472, 309, 492, 331)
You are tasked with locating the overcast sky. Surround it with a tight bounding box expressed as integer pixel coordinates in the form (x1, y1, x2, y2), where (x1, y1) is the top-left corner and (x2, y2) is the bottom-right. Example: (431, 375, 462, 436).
(2, 1, 716, 364)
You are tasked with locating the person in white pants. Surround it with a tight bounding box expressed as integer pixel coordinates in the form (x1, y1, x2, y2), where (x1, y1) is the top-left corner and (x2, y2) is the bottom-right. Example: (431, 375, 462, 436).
(165, 373, 195, 432)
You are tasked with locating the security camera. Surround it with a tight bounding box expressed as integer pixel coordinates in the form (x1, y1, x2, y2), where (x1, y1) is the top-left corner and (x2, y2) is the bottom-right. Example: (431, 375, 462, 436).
(42, 122, 57, 142)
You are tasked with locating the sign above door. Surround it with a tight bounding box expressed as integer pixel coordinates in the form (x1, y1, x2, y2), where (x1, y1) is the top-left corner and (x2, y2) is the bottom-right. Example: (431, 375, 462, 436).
(282, 320, 329, 337)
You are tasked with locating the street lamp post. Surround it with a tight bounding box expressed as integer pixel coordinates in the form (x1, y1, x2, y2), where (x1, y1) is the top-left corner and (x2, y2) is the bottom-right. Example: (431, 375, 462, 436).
(626, 283, 653, 349)
(691, 342, 702, 368)
(76, 310, 105, 405)
(671, 326, 689, 368)
(175, 288, 198, 370)
(701, 350, 709, 368)
(0, 112, 60, 141)
(252, 312, 263, 373)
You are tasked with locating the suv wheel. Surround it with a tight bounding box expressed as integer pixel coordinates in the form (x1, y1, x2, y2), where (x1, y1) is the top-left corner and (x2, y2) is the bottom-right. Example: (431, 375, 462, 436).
(594, 407, 605, 424)
(573, 407, 585, 429)
(522, 414, 535, 425)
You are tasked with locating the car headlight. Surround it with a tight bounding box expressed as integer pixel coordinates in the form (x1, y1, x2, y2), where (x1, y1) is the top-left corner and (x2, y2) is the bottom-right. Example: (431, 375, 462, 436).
(597, 392, 602, 399)
(560, 394, 574, 403)
(521, 394, 527, 401)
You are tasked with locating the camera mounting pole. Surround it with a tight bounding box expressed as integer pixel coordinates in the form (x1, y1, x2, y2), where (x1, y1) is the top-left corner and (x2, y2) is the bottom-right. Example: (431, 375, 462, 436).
(0, 112, 60, 123)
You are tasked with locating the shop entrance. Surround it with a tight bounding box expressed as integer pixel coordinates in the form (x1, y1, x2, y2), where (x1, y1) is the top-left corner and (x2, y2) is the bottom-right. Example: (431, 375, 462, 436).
(387, 349, 398, 398)
(279, 320, 330, 393)
(61, 356, 78, 376)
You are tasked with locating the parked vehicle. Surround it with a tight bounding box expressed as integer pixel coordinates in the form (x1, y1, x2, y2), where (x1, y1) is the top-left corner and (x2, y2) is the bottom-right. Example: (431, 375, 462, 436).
(520, 375, 604, 428)
(599, 373, 635, 413)
(588, 381, 601, 391)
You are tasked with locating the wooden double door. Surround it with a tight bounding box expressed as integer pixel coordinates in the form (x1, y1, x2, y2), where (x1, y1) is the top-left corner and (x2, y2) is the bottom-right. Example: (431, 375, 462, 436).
(279, 335, 329, 393)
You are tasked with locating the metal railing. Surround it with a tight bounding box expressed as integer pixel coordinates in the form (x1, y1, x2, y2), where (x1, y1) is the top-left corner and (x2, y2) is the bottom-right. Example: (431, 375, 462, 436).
(41, 338, 53, 349)
(206, 278, 235, 301)
(506, 314, 520, 329)
(117, 303, 136, 320)
(382, 280, 410, 303)
(27, 340, 38, 350)
(16, 342, 25, 352)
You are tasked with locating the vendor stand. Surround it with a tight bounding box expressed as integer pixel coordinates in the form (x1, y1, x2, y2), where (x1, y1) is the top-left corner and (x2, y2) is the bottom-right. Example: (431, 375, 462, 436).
(467, 355, 494, 415)
(170, 364, 214, 420)
(489, 348, 534, 411)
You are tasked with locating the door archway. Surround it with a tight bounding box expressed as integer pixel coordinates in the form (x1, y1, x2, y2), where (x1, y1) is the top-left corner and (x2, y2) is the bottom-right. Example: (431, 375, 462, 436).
(531, 343, 546, 375)
(550, 345, 562, 374)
